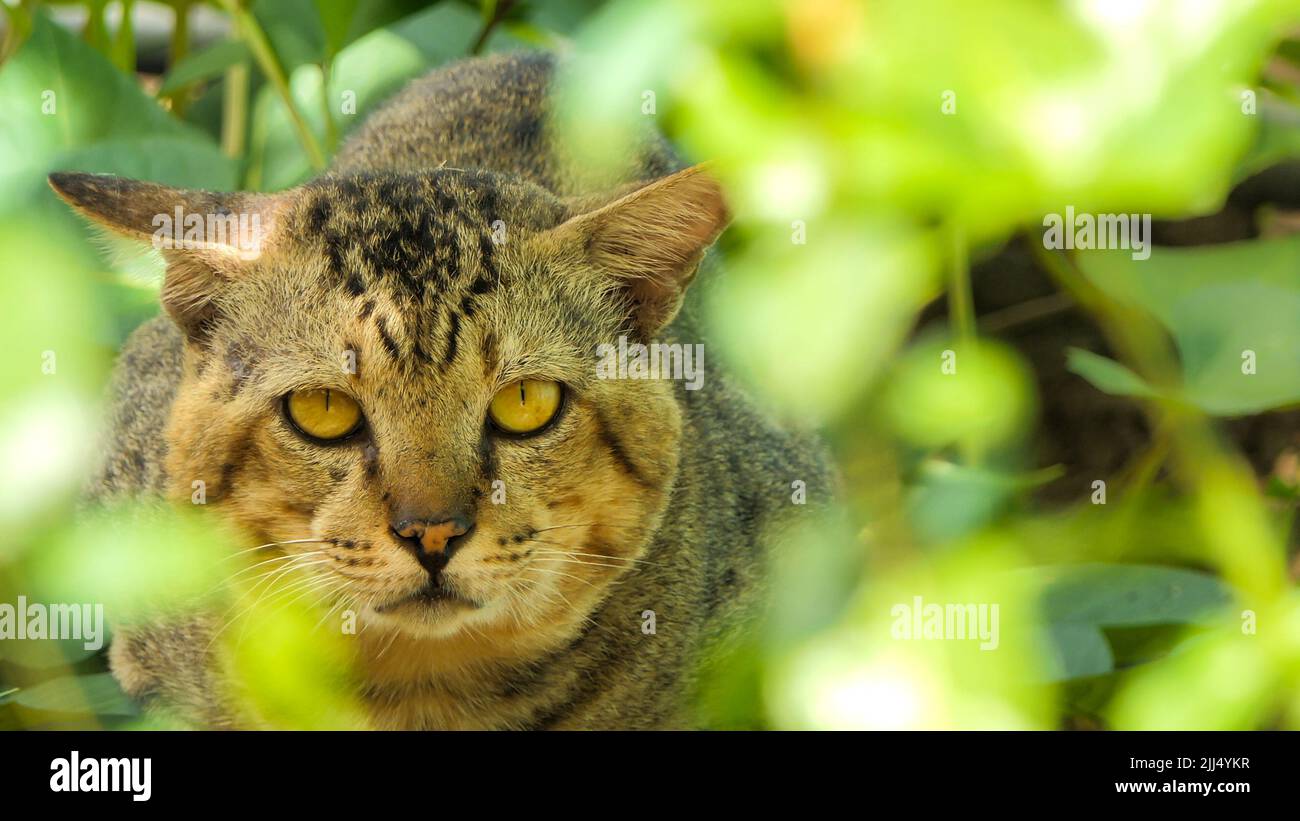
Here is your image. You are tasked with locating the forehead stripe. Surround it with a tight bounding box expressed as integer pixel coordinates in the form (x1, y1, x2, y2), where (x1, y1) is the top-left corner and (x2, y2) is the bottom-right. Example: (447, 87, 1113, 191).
(374, 315, 401, 359)
(442, 312, 461, 371)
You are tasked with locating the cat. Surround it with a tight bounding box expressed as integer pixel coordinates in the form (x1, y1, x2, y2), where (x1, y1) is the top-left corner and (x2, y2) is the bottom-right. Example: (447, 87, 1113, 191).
(51, 51, 834, 729)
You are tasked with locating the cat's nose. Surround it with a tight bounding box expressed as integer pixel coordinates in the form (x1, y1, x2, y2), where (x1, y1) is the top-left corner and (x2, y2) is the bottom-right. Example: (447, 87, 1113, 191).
(391, 515, 474, 572)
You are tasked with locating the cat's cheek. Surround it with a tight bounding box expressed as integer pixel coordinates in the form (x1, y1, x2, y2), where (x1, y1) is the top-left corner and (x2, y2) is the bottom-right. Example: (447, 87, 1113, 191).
(163, 382, 269, 509)
(580, 386, 680, 521)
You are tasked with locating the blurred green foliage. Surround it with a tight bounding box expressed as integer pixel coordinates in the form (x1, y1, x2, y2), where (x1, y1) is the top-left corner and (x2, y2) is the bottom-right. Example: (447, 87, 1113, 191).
(3, 0, 1300, 730)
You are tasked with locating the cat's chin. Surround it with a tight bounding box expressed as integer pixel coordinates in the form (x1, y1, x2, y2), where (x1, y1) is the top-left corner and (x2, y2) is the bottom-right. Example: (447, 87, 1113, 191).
(365, 585, 482, 637)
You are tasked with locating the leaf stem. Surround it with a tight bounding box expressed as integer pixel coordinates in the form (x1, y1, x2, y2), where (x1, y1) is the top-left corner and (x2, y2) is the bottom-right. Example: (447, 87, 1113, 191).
(1030, 233, 1284, 600)
(221, 0, 325, 170)
(166, 0, 193, 115)
(1029, 239, 1178, 392)
(471, 0, 517, 55)
(319, 57, 338, 153)
(222, 61, 249, 161)
(947, 222, 976, 344)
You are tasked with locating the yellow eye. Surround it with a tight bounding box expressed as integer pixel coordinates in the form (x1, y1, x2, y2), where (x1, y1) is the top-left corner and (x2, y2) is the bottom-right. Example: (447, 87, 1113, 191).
(285, 388, 364, 441)
(488, 380, 563, 435)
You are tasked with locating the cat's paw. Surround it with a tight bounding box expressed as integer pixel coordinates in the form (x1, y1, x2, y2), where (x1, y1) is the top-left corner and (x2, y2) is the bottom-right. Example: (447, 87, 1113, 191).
(108, 616, 244, 728)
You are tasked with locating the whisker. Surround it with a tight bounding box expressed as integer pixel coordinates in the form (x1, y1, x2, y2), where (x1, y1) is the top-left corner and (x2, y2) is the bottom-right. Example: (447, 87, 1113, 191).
(236, 573, 347, 645)
(525, 539, 660, 566)
(374, 626, 402, 660)
(267, 576, 349, 623)
(530, 522, 637, 534)
(529, 552, 644, 572)
(220, 538, 336, 561)
(206, 557, 333, 650)
(521, 565, 604, 592)
(238, 557, 333, 607)
(212, 550, 327, 591)
(517, 571, 598, 631)
(313, 590, 356, 633)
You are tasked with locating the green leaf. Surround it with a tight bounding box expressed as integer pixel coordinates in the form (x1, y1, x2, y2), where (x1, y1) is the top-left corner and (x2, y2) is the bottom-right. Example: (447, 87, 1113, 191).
(1034, 563, 1233, 627)
(0, 12, 236, 311)
(109, 0, 137, 74)
(159, 38, 251, 96)
(1078, 235, 1300, 414)
(1039, 623, 1114, 682)
(569, 0, 1299, 246)
(249, 1, 523, 189)
(0, 631, 108, 667)
(1066, 348, 1159, 400)
(1025, 564, 1233, 682)
(253, 0, 328, 73)
(1235, 92, 1300, 180)
(3, 673, 137, 717)
(314, 0, 363, 58)
(0, 12, 237, 245)
(908, 461, 1063, 543)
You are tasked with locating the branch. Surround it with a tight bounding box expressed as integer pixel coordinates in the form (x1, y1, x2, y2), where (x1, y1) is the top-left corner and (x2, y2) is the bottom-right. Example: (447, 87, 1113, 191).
(470, 0, 518, 55)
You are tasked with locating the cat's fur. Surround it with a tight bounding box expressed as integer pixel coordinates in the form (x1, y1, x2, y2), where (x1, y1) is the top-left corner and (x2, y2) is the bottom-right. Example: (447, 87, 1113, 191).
(53, 52, 833, 729)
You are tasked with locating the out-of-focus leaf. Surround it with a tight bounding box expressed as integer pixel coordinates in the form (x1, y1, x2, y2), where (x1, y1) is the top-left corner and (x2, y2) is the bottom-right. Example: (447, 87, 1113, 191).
(29, 504, 234, 621)
(249, 1, 524, 190)
(1022, 564, 1234, 682)
(315, 0, 363, 58)
(0, 13, 236, 250)
(0, 631, 108, 666)
(1109, 627, 1280, 730)
(770, 540, 1055, 729)
(708, 222, 939, 422)
(1032, 563, 1233, 626)
(567, 0, 1298, 246)
(1066, 348, 1159, 401)
(226, 591, 366, 729)
(159, 38, 251, 95)
(253, 0, 328, 73)
(0, 220, 107, 539)
(1235, 93, 1300, 180)
(1078, 235, 1300, 415)
(1039, 623, 1113, 682)
(908, 462, 1061, 543)
(312, 0, 430, 59)
(108, 0, 137, 74)
(692, 639, 766, 730)
(2, 672, 137, 717)
(883, 336, 1037, 455)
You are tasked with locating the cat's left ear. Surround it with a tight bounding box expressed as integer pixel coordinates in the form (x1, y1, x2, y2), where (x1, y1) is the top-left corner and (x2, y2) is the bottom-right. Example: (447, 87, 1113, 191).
(543, 164, 730, 339)
(48, 172, 283, 340)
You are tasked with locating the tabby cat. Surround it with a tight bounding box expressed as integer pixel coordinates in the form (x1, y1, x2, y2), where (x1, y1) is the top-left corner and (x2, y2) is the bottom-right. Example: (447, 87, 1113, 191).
(51, 52, 832, 729)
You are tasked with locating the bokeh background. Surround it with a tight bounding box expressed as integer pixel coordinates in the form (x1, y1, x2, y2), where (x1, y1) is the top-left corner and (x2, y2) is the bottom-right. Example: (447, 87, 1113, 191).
(4, 0, 1300, 729)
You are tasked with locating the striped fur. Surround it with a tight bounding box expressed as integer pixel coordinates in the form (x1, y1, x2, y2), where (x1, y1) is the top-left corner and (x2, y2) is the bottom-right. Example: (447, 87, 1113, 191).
(70, 52, 833, 729)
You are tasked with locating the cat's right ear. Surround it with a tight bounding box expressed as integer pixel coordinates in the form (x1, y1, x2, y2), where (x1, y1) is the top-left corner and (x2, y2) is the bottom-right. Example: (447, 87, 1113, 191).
(48, 172, 283, 342)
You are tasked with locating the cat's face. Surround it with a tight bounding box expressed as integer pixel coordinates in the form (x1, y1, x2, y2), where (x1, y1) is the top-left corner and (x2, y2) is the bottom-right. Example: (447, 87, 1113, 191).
(51, 166, 727, 643)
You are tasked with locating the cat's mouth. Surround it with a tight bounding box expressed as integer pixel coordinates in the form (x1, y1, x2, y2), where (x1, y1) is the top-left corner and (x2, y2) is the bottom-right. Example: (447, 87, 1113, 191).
(373, 581, 479, 614)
